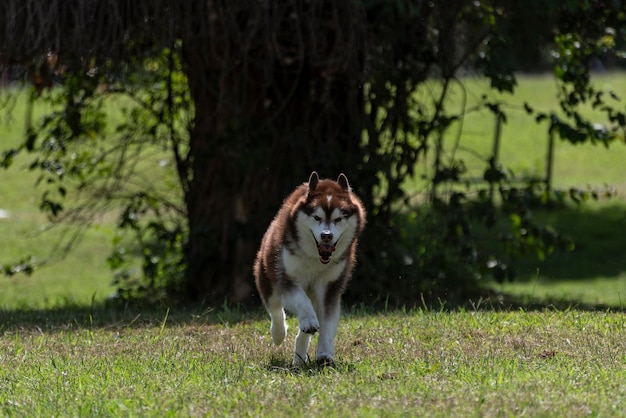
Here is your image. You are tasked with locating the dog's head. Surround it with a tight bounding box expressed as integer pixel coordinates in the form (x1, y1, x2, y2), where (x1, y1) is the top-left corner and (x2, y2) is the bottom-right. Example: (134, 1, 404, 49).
(298, 171, 365, 264)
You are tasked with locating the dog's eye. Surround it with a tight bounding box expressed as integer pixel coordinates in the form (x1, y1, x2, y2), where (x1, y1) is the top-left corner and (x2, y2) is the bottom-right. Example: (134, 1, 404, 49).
(314, 215, 322, 222)
(335, 217, 343, 223)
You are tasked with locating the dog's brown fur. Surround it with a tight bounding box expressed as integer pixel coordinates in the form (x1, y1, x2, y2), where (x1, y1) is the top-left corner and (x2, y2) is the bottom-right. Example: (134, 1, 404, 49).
(254, 171, 365, 365)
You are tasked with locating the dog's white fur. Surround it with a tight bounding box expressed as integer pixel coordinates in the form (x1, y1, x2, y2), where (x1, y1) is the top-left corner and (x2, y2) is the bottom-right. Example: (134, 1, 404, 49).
(254, 172, 365, 365)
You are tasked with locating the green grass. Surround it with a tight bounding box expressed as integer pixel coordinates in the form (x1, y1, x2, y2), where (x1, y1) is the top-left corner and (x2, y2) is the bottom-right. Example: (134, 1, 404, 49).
(2, 74, 626, 416)
(490, 201, 626, 308)
(1, 307, 626, 416)
(0, 88, 176, 308)
(407, 72, 626, 307)
(429, 72, 626, 190)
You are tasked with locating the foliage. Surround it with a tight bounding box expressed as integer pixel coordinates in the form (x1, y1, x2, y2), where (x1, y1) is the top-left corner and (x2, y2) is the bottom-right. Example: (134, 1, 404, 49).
(1, 256, 37, 277)
(1, 0, 626, 307)
(347, 0, 626, 306)
(5, 75, 626, 311)
(1, 45, 190, 304)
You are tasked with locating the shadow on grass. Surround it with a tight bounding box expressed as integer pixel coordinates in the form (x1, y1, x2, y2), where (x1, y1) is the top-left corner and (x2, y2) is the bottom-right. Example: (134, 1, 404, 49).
(508, 203, 626, 282)
(459, 290, 626, 313)
(1, 291, 625, 335)
(266, 354, 357, 375)
(0, 302, 267, 334)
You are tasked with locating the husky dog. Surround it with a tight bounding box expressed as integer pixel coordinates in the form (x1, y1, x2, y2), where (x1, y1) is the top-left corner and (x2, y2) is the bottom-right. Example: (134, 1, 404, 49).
(254, 171, 366, 366)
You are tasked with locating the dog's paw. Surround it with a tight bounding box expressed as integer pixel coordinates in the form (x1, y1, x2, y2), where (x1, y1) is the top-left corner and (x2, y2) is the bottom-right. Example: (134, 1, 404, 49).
(299, 316, 320, 334)
(315, 356, 335, 368)
(292, 353, 309, 367)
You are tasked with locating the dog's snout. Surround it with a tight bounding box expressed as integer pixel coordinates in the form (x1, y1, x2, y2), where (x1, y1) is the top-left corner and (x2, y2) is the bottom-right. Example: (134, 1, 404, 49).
(321, 230, 333, 243)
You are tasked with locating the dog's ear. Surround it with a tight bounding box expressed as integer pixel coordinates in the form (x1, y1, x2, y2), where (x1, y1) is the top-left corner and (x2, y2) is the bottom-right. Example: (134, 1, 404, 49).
(337, 173, 350, 191)
(308, 171, 319, 191)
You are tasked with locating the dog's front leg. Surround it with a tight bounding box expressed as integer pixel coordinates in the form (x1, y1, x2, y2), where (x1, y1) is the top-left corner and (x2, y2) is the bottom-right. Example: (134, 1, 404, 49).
(281, 285, 320, 333)
(293, 329, 313, 366)
(281, 285, 319, 365)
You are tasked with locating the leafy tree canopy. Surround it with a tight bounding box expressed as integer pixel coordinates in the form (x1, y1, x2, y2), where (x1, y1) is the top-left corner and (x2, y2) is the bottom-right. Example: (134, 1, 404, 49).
(1, 0, 625, 307)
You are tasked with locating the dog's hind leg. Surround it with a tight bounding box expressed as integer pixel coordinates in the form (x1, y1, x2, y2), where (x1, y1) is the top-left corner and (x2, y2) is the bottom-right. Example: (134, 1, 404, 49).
(267, 295, 287, 345)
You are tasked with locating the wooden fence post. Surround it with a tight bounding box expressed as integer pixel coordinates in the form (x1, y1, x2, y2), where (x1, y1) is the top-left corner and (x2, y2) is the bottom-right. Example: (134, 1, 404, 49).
(546, 129, 555, 196)
(489, 113, 503, 204)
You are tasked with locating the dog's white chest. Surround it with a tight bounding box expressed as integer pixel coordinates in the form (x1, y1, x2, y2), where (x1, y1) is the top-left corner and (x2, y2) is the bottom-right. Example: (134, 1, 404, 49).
(281, 248, 346, 285)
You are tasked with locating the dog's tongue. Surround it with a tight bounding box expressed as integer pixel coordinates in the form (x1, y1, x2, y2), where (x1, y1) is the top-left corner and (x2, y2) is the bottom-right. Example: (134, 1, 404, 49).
(317, 243, 336, 264)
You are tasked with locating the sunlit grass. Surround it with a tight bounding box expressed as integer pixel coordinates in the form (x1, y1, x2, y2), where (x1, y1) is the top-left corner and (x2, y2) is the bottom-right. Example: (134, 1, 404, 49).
(1, 308, 625, 416)
(407, 71, 626, 192)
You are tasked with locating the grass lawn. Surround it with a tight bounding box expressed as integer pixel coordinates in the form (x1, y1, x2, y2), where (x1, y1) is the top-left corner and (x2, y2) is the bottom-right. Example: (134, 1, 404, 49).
(2, 73, 626, 416)
(1, 308, 625, 416)
(491, 201, 626, 308)
(0, 88, 175, 308)
(426, 72, 626, 190)
(410, 72, 626, 307)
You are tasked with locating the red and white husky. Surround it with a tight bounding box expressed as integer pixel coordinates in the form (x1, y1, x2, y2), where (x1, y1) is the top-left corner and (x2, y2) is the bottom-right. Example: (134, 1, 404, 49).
(254, 171, 366, 366)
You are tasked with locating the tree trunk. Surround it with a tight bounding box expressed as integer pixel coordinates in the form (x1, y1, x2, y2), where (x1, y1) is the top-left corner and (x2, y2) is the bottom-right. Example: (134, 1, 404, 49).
(182, 47, 258, 305)
(180, 2, 365, 306)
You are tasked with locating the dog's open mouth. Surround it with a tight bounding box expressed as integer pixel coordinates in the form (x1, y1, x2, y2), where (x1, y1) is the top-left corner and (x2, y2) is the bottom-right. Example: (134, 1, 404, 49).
(317, 242, 336, 264)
